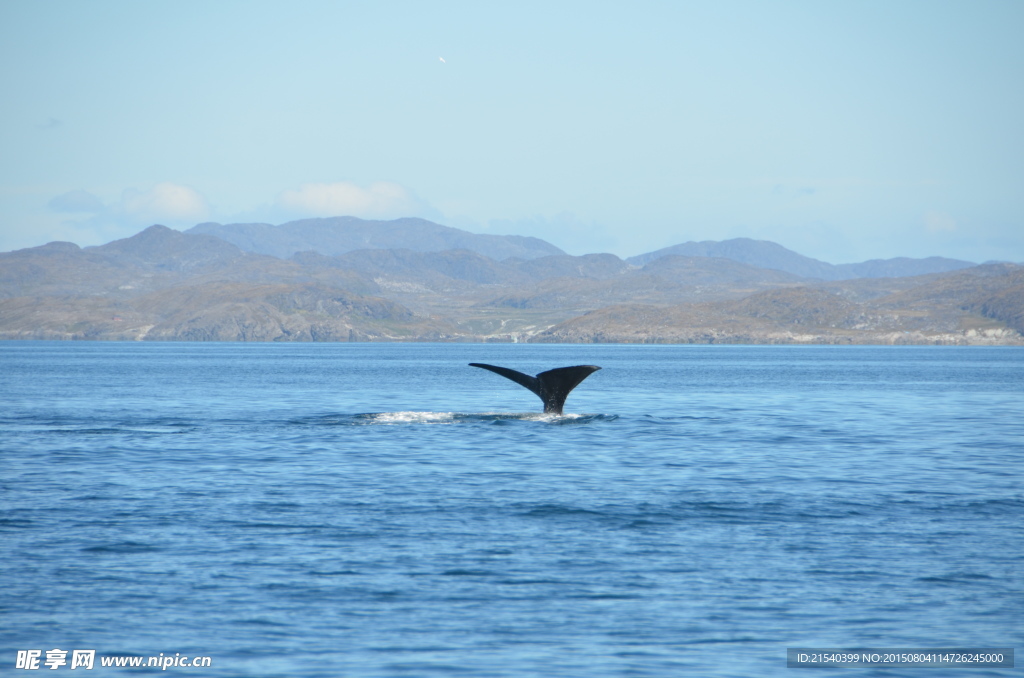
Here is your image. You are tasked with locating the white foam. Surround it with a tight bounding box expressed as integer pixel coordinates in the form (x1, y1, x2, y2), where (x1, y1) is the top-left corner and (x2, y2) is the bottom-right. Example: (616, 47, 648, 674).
(356, 411, 597, 425)
(368, 411, 458, 425)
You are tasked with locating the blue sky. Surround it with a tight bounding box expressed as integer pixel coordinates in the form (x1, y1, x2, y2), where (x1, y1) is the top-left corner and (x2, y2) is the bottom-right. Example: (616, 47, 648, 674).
(1, 0, 1022, 263)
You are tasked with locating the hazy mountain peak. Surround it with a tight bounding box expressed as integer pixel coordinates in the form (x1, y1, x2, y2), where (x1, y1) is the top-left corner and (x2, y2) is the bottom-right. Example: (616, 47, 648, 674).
(628, 238, 835, 278)
(33, 241, 82, 254)
(629, 237, 975, 280)
(188, 216, 565, 261)
(90, 224, 247, 272)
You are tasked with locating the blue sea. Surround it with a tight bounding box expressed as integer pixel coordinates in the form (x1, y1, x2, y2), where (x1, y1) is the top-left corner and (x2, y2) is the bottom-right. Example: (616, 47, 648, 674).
(2, 342, 1021, 677)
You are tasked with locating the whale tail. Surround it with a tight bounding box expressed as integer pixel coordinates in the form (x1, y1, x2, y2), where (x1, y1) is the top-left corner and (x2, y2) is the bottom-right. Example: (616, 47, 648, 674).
(469, 363, 601, 414)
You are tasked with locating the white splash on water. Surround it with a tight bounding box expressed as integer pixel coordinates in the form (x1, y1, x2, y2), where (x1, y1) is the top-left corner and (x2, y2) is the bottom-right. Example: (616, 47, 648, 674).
(360, 411, 592, 425)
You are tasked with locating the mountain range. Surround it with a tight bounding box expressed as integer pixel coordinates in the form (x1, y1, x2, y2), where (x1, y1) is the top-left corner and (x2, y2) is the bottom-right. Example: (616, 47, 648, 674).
(1, 217, 1021, 345)
(188, 217, 564, 261)
(626, 238, 975, 280)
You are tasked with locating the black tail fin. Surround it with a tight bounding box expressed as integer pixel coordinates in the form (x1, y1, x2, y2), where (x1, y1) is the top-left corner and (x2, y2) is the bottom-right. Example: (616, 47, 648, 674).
(469, 363, 601, 414)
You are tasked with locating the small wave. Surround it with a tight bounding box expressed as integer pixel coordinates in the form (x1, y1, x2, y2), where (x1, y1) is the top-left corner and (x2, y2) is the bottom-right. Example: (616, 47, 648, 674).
(641, 414, 724, 422)
(915, 572, 996, 585)
(523, 504, 609, 518)
(233, 618, 290, 627)
(0, 518, 34, 529)
(440, 569, 498, 577)
(4, 419, 195, 435)
(291, 412, 617, 426)
(81, 541, 160, 554)
(307, 570, 364, 576)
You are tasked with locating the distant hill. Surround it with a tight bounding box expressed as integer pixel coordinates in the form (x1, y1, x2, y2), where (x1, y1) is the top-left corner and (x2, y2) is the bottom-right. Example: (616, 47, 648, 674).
(188, 217, 565, 261)
(89, 223, 248, 271)
(1, 222, 1021, 344)
(0, 225, 376, 299)
(832, 256, 979, 279)
(628, 237, 975, 280)
(534, 264, 1024, 345)
(0, 225, 448, 341)
(324, 248, 532, 287)
(478, 255, 805, 311)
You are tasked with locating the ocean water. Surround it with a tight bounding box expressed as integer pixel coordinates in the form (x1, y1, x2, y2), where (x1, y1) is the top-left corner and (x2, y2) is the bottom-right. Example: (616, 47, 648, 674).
(1, 342, 1021, 677)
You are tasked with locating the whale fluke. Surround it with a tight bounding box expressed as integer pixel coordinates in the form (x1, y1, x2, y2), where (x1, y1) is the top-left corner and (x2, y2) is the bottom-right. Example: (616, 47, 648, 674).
(469, 363, 601, 414)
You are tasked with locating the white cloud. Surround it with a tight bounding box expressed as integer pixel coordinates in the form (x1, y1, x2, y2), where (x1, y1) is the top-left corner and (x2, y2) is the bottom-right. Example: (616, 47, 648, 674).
(924, 210, 957, 233)
(46, 182, 209, 225)
(276, 181, 427, 219)
(32, 182, 212, 249)
(118, 182, 210, 225)
(48, 189, 105, 213)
